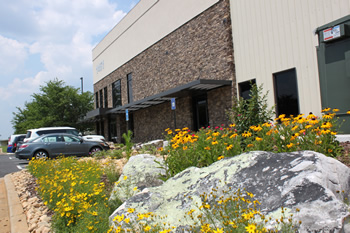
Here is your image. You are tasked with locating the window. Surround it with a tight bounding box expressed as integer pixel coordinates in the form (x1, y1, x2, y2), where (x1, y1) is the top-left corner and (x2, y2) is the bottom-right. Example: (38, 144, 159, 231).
(95, 92, 99, 108)
(273, 68, 299, 117)
(99, 90, 103, 108)
(127, 73, 133, 103)
(104, 87, 108, 108)
(238, 79, 256, 100)
(112, 80, 122, 108)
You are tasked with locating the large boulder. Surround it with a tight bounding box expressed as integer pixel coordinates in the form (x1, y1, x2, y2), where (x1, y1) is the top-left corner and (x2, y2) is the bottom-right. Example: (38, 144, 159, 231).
(110, 151, 350, 232)
(110, 154, 166, 202)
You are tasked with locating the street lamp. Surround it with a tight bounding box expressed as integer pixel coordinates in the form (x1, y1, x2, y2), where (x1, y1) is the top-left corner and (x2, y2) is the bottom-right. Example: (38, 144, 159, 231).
(80, 77, 83, 94)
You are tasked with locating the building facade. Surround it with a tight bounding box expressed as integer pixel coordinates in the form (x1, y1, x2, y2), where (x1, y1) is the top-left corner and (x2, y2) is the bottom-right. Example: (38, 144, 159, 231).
(230, 0, 350, 132)
(85, 0, 350, 142)
(86, 0, 235, 142)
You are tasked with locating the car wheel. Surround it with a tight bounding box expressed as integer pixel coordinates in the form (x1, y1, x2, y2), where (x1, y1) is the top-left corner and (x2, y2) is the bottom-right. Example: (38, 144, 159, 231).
(34, 150, 49, 159)
(89, 147, 101, 154)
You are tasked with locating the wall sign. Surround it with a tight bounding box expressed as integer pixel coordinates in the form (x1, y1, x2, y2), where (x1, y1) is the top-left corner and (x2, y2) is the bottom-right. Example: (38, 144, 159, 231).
(323, 25, 340, 41)
(171, 98, 176, 110)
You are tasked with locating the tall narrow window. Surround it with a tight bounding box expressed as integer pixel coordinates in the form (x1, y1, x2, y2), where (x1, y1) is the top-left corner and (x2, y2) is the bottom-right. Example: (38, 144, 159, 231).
(95, 92, 99, 109)
(112, 80, 122, 108)
(99, 90, 103, 108)
(273, 68, 299, 117)
(127, 73, 133, 103)
(238, 79, 256, 100)
(104, 87, 108, 108)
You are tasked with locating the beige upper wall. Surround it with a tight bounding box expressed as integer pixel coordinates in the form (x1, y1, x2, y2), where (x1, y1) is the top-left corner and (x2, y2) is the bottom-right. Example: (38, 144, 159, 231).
(230, 0, 350, 116)
(92, 0, 220, 84)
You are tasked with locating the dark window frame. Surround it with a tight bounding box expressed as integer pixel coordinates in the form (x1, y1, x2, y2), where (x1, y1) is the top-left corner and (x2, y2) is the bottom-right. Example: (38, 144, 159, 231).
(99, 89, 103, 108)
(127, 73, 133, 103)
(238, 79, 256, 100)
(95, 92, 99, 109)
(112, 80, 122, 108)
(104, 87, 108, 108)
(273, 68, 300, 117)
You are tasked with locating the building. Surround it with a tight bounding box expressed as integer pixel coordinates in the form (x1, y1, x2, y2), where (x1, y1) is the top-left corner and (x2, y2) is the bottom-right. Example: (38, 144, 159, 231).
(230, 0, 350, 132)
(85, 0, 235, 142)
(85, 0, 350, 143)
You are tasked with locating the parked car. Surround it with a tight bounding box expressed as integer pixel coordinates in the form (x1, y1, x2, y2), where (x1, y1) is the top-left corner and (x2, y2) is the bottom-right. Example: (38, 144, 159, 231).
(23, 127, 80, 142)
(7, 134, 26, 153)
(23, 127, 106, 143)
(11, 135, 26, 152)
(15, 133, 110, 160)
(82, 135, 106, 142)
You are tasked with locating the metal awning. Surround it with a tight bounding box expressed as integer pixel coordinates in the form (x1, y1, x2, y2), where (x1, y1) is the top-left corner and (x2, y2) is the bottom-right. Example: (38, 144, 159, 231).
(108, 79, 232, 114)
(79, 107, 113, 123)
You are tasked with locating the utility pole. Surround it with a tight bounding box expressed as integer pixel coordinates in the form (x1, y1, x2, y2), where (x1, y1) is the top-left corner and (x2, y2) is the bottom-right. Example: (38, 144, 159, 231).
(80, 77, 83, 94)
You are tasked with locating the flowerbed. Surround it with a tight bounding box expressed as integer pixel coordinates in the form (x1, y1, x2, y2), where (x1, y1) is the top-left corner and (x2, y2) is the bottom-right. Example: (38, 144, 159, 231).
(26, 108, 350, 232)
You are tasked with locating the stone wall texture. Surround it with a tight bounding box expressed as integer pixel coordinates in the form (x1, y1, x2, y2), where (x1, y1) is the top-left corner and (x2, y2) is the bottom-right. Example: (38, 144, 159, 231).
(93, 0, 235, 142)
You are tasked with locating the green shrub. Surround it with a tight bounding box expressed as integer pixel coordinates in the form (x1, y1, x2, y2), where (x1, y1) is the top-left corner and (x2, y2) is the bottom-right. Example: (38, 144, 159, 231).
(227, 83, 275, 135)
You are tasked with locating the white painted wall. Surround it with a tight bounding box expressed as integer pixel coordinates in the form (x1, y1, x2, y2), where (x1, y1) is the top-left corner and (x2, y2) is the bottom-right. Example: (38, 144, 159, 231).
(92, 0, 219, 84)
(230, 0, 350, 116)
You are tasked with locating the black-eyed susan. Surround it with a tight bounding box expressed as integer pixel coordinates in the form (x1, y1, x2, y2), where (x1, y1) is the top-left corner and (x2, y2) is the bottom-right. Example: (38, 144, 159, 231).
(242, 131, 252, 137)
(322, 108, 331, 112)
(307, 112, 316, 119)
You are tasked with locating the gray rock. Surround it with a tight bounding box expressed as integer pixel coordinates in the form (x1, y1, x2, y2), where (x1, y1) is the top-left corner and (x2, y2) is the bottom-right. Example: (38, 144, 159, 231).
(110, 151, 350, 232)
(110, 154, 166, 202)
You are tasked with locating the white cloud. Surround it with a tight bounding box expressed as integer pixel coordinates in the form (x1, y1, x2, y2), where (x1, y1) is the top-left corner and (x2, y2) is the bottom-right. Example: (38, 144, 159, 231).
(0, 0, 138, 138)
(0, 35, 29, 74)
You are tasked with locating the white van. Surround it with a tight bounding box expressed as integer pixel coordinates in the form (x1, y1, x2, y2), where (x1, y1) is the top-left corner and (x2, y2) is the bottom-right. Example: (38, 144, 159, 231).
(24, 127, 80, 142)
(24, 127, 106, 143)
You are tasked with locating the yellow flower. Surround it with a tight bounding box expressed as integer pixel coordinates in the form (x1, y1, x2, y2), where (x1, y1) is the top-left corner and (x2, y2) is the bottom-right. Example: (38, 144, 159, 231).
(212, 141, 218, 145)
(124, 218, 130, 224)
(255, 137, 263, 141)
(133, 186, 138, 191)
(204, 146, 211, 150)
(287, 143, 294, 148)
(144, 225, 151, 232)
(167, 130, 173, 135)
(323, 113, 333, 119)
(123, 176, 128, 180)
(242, 131, 252, 137)
(200, 223, 211, 233)
(245, 223, 256, 233)
(217, 156, 225, 160)
(127, 208, 135, 213)
(183, 146, 188, 150)
(230, 133, 238, 138)
(229, 123, 236, 127)
(247, 143, 254, 148)
(213, 228, 224, 233)
(322, 108, 331, 112)
(347, 110, 350, 114)
(307, 112, 316, 119)
(333, 108, 340, 112)
(212, 132, 220, 137)
(226, 145, 233, 150)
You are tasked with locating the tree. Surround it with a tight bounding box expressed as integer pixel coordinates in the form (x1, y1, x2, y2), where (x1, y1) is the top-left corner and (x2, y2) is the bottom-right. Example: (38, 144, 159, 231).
(12, 78, 94, 134)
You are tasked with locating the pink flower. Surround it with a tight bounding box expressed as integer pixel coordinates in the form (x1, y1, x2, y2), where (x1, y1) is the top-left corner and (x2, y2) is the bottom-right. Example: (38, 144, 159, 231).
(220, 128, 223, 130)
(207, 126, 211, 128)
(215, 126, 219, 129)
(238, 114, 241, 117)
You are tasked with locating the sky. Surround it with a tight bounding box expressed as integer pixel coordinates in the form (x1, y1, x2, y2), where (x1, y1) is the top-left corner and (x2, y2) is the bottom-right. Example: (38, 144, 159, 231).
(0, 0, 140, 140)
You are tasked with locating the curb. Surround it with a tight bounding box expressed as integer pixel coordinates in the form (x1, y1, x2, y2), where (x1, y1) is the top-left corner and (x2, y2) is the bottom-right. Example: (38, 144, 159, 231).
(4, 174, 29, 233)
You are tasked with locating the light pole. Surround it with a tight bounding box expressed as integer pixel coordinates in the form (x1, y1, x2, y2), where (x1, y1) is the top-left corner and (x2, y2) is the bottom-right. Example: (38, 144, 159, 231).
(80, 77, 83, 94)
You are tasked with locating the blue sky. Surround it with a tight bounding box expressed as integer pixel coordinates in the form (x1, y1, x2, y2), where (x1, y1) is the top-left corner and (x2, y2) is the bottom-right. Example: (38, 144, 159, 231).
(0, 0, 140, 140)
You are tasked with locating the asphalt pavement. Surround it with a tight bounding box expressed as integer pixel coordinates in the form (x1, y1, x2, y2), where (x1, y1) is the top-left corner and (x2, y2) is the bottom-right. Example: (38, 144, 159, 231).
(0, 153, 29, 178)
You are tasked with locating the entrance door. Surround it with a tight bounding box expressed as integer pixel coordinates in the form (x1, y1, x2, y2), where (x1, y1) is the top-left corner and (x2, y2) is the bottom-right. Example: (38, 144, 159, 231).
(193, 95, 209, 131)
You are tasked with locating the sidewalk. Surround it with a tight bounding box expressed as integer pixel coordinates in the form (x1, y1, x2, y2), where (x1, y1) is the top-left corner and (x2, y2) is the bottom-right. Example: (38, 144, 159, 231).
(0, 175, 29, 233)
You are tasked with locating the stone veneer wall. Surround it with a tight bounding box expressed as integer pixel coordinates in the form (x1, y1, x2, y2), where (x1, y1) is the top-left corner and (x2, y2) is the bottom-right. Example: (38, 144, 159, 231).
(207, 86, 233, 127)
(93, 0, 235, 142)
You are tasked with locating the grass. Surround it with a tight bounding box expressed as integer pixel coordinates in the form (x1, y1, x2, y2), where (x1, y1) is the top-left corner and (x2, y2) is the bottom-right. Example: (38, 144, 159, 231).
(1, 146, 7, 153)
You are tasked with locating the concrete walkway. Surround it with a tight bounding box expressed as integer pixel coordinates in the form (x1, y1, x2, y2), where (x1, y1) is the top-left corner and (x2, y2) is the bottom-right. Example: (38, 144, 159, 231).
(0, 175, 29, 233)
